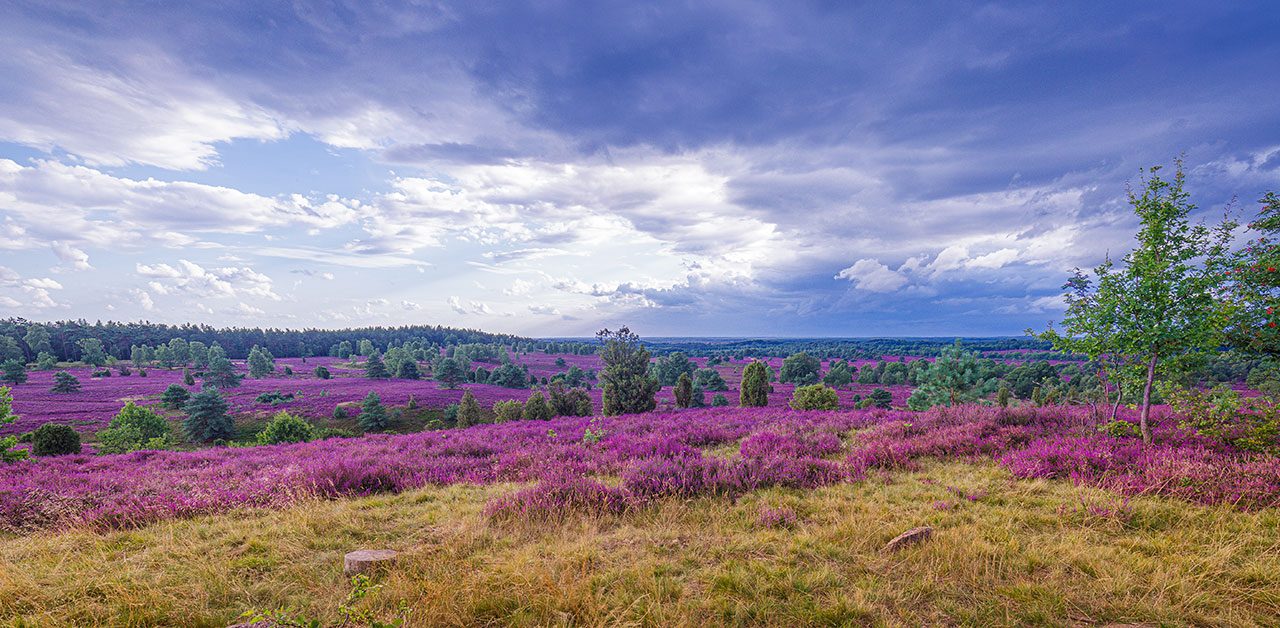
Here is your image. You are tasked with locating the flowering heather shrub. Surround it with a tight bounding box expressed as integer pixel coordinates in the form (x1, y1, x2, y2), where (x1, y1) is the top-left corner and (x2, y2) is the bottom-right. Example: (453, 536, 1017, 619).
(485, 474, 639, 522)
(756, 504, 798, 528)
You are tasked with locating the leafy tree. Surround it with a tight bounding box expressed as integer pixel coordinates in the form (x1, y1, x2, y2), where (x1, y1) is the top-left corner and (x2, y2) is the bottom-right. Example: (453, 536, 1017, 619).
(869, 388, 893, 409)
(1, 359, 26, 385)
(161, 384, 192, 408)
(96, 424, 145, 455)
(359, 339, 375, 356)
(0, 387, 26, 463)
(168, 338, 191, 365)
(789, 383, 839, 410)
(183, 389, 234, 443)
(111, 402, 171, 440)
(1221, 191, 1280, 357)
(50, 371, 80, 393)
(131, 344, 152, 367)
(183, 368, 196, 386)
(313, 365, 331, 379)
(456, 390, 482, 428)
(154, 344, 176, 369)
(98, 401, 172, 455)
(523, 391, 554, 421)
(907, 340, 998, 411)
(35, 351, 57, 370)
(77, 337, 106, 367)
(488, 363, 529, 388)
(434, 357, 466, 389)
(779, 352, 821, 386)
(711, 392, 730, 407)
(822, 361, 854, 388)
(674, 373, 693, 408)
(548, 384, 593, 417)
(654, 351, 697, 386)
(493, 400, 524, 423)
(1036, 163, 1235, 442)
(247, 345, 273, 378)
(740, 360, 771, 407)
(23, 325, 51, 357)
(554, 357, 567, 368)
(32, 424, 81, 456)
(256, 411, 313, 445)
(188, 341, 210, 368)
(0, 337, 21, 362)
(690, 381, 707, 408)
(203, 352, 241, 389)
(694, 368, 729, 391)
(332, 405, 348, 420)
(359, 391, 390, 432)
(598, 326, 660, 416)
(395, 358, 420, 380)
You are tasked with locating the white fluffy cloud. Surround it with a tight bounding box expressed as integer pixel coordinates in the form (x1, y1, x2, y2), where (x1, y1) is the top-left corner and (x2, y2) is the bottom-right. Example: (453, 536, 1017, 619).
(834, 259, 910, 293)
(138, 259, 279, 302)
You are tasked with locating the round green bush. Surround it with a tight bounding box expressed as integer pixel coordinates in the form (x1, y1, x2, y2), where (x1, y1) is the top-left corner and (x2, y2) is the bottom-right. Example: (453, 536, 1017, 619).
(32, 424, 82, 456)
(788, 383, 839, 411)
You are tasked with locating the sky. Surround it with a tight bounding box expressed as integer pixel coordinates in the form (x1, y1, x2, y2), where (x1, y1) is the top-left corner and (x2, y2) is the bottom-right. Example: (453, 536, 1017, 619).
(0, 1, 1278, 337)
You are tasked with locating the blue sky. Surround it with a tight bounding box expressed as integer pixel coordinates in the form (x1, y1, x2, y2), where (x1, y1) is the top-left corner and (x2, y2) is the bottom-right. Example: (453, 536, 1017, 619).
(1, 1, 1278, 337)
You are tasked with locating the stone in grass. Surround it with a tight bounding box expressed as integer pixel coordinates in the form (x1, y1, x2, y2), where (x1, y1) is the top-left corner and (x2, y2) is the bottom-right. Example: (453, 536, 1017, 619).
(344, 548, 398, 577)
(881, 526, 933, 553)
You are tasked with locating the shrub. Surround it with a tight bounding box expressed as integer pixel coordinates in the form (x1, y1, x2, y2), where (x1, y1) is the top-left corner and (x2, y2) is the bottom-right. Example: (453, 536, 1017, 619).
(674, 373, 693, 408)
(695, 368, 729, 391)
(740, 360, 770, 407)
(711, 393, 730, 407)
(50, 371, 81, 393)
(0, 360, 26, 385)
(788, 383, 839, 410)
(493, 400, 524, 423)
(442, 403, 460, 424)
(256, 411, 313, 445)
(91, 369, 111, 378)
(523, 391, 554, 421)
(32, 424, 81, 456)
(95, 425, 144, 455)
(111, 402, 170, 441)
(779, 352, 821, 386)
(255, 391, 295, 405)
(183, 369, 195, 386)
(183, 389, 234, 443)
(283, 366, 293, 375)
(869, 388, 893, 409)
(549, 385, 593, 417)
(117, 365, 131, 376)
(457, 390, 482, 428)
(396, 359, 420, 380)
(160, 384, 191, 408)
(332, 405, 348, 419)
(312, 427, 357, 440)
(137, 368, 147, 377)
(313, 365, 331, 379)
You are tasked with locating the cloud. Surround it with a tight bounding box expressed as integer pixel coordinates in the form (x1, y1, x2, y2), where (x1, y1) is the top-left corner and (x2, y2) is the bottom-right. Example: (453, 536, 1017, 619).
(401, 300, 421, 310)
(447, 296, 467, 315)
(834, 259, 910, 293)
(138, 259, 280, 301)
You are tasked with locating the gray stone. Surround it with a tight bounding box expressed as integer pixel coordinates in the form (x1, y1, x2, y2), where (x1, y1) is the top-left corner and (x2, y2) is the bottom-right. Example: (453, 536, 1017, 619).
(344, 548, 398, 577)
(881, 526, 933, 553)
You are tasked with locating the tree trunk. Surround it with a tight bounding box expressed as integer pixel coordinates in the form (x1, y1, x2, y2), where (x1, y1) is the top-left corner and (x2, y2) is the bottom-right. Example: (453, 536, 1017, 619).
(1139, 353, 1158, 445)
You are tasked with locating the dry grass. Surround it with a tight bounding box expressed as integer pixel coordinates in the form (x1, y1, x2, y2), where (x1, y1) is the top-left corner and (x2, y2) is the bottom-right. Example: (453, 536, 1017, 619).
(2, 461, 1279, 627)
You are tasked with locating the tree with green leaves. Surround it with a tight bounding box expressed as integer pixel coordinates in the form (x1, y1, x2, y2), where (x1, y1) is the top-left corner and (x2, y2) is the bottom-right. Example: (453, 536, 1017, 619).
(154, 344, 176, 369)
(1, 359, 26, 385)
(168, 338, 191, 365)
(359, 391, 389, 432)
(493, 400, 524, 423)
(35, 351, 57, 370)
(32, 424, 81, 456)
(0, 387, 28, 463)
(161, 383, 191, 407)
(50, 371, 80, 393)
(1035, 163, 1235, 443)
(694, 368, 729, 391)
(523, 391, 554, 421)
(395, 358, 420, 380)
(77, 337, 106, 367)
(869, 388, 893, 409)
(98, 401, 171, 455)
(740, 360, 771, 407)
(189, 341, 210, 368)
(674, 372, 693, 408)
(598, 326, 660, 416)
(779, 352, 821, 386)
(456, 390, 482, 428)
(256, 411, 313, 445)
(203, 351, 241, 389)
(313, 365, 331, 379)
(0, 337, 22, 363)
(1221, 191, 1280, 357)
(183, 389, 234, 443)
(433, 356, 465, 388)
(23, 325, 51, 357)
(247, 345, 273, 378)
(822, 361, 854, 388)
(654, 351, 697, 386)
(907, 340, 998, 411)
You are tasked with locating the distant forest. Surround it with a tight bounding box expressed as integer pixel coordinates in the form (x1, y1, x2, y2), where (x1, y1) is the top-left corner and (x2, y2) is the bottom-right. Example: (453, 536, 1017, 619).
(640, 337, 1066, 360)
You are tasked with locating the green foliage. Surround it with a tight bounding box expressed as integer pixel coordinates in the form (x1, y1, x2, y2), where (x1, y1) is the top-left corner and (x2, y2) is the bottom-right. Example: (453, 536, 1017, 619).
(188, 341, 209, 368)
(203, 352, 241, 389)
(240, 573, 412, 628)
(1099, 419, 1141, 439)
(363, 353, 390, 379)
(788, 383, 839, 410)
(869, 388, 893, 409)
(456, 390, 482, 428)
(493, 400, 524, 423)
(23, 325, 51, 356)
(674, 373, 693, 408)
(247, 345, 273, 378)
(395, 358, 420, 380)
(32, 424, 81, 456)
(907, 340, 998, 411)
(442, 403, 459, 424)
(183, 368, 195, 386)
(739, 360, 771, 407)
(1167, 385, 1280, 453)
(256, 411, 313, 445)
(0, 359, 26, 385)
(161, 384, 191, 407)
(313, 365, 331, 379)
(598, 327, 660, 416)
(433, 357, 466, 389)
(997, 386, 1011, 408)
(332, 405, 348, 420)
(654, 351, 697, 386)
(313, 427, 357, 440)
(0, 337, 20, 363)
(50, 371, 80, 393)
(359, 391, 390, 432)
(694, 368, 729, 391)
(711, 393, 730, 407)
(523, 391, 554, 421)
(77, 337, 106, 367)
(0, 387, 27, 463)
(35, 351, 57, 371)
(822, 361, 854, 388)
(488, 363, 529, 389)
(1222, 191, 1280, 357)
(183, 389, 234, 443)
(548, 384, 593, 417)
(95, 424, 145, 455)
(111, 402, 171, 441)
(779, 352, 821, 386)
(154, 344, 176, 369)
(1035, 162, 1236, 442)
(554, 357, 567, 368)
(255, 391, 295, 405)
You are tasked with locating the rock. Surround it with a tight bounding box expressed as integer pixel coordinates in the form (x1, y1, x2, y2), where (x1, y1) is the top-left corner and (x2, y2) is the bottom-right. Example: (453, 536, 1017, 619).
(881, 526, 933, 553)
(344, 548, 398, 577)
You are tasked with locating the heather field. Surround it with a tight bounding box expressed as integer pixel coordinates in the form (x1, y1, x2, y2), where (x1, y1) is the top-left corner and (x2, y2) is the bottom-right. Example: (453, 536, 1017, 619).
(2, 404, 1279, 626)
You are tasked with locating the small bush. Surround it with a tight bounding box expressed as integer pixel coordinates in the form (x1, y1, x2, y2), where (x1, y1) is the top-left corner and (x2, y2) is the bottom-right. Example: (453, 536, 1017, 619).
(160, 384, 191, 408)
(493, 400, 524, 423)
(17, 431, 32, 443)
(117, 365, 131, 376)
(711, 393, 730, 407)
(32, 424, 81, 456)
(255, 391, 295, 405)
(788, 383, 839, 411)
(91, 369, 111, 378)
(256, 411, 313, 445)
(442, 403, 459, 423)
(332, 405, 348, 419)
(313, 427, 357, 440)
(283, 366, 293, 375)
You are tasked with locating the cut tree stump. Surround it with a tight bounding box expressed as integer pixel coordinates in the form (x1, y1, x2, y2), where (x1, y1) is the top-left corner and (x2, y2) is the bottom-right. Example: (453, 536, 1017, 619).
(881, 526, 933, 553)
(343, 549, 398, 577)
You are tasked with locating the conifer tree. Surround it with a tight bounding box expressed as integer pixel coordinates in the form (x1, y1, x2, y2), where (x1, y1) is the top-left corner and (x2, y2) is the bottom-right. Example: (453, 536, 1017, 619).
(359, 391, 389, 432)
(364, 352, 390, 379)
(597, 326, 660, 416)
(523, 391, 554, 421)
(50, 371, 80, 393)
(740, 360, 770, 407)
(457, 390, 482, 428)
(183, 389, 234, 442)
(0, 360, 26, 385)
(674, 372, 693, 408)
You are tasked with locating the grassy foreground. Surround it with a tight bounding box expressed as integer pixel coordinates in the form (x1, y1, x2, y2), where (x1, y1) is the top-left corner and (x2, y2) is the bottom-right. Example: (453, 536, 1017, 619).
(1, 461, 1277, 628)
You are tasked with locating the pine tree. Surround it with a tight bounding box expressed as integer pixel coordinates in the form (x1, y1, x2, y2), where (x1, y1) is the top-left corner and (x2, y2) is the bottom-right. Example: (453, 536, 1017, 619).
(457, 390, 482, 428)
(434, 357, 465, 388)
(204, 353, 241, 389)
(0, 360, 26, 385)
(247, 345, 273, 378)
(523, 391, 554, 421)
(161, 384, 192, 408)
(359, 391, 389, 432)
(740, 360, 770, 407)
(597, 326, 660, 416)
(50, 371, 80, 393)
(674, 373, 693, 408)
(364, 353, 390, 379)
(395, 358, 420, 380)
(183, 389, 234, 443)
(183, 368, 196, 386)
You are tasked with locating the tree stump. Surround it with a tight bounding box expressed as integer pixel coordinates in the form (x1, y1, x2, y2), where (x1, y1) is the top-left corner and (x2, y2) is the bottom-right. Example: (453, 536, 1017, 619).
(881, 526, 933, 553)
(343, 549, 398, 577)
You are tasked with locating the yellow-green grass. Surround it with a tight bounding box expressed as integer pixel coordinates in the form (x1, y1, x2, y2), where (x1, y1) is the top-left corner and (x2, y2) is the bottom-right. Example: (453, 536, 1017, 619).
(2, 461, 1278, 627)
